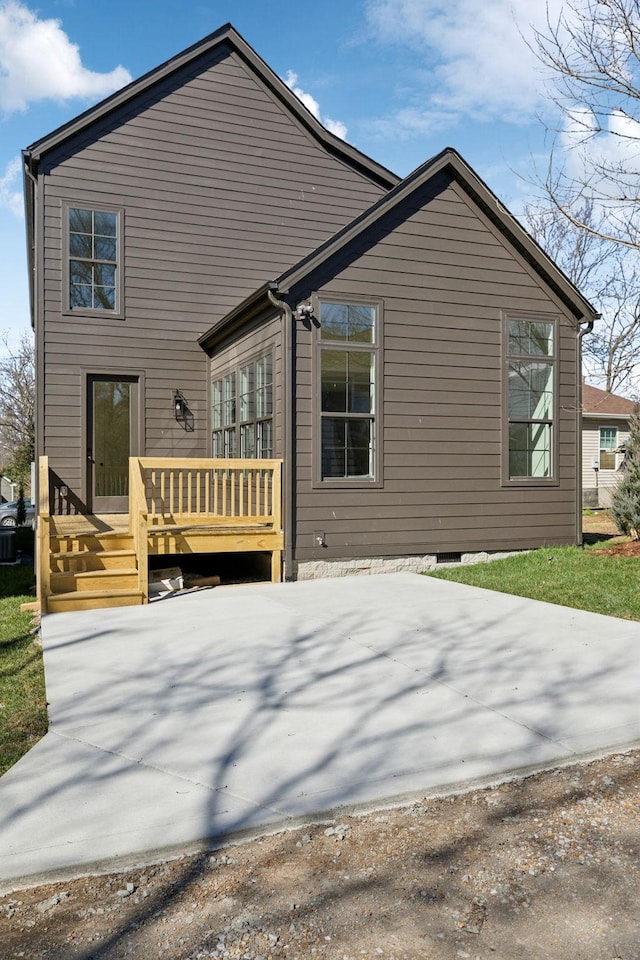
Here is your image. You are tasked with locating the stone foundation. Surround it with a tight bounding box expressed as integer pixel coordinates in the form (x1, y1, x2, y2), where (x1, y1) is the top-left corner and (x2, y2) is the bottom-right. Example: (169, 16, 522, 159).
(296, 550, 523, 580)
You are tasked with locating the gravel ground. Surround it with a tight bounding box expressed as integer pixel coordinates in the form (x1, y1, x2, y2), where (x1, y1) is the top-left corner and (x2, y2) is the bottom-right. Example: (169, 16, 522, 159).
(2, 748, 639, 960)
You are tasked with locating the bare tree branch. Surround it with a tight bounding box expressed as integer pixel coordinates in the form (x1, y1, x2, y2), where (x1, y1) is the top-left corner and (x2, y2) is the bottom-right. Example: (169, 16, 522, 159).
(0, 332, 35, 481)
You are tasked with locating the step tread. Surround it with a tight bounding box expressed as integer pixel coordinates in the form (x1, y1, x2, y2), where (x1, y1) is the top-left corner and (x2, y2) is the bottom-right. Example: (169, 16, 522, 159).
(50, 548, 136, 559)
(47, 588, 143, 601)
(50, 567, 138, 581)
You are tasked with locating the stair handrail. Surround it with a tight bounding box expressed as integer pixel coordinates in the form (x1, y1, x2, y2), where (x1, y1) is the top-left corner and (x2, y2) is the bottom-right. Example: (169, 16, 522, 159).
(37, 456, 51, 614)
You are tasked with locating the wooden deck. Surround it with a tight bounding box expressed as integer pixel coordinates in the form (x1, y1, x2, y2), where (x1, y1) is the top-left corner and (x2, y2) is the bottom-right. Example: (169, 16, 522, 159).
(37, 457, 283, 614)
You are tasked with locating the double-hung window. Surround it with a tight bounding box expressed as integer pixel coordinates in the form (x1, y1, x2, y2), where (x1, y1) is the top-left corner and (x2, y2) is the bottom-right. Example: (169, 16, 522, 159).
(211, 354, 273, 459)
(599, 427, 618, 470)
(506, 317, 555, 480)
(318, 300, 378, 482)
(67, 206, 121, 313)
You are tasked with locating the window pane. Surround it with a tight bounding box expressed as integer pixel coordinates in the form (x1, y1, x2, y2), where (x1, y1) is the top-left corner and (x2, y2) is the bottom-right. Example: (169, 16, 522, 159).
(321, 351, 374, 414)
(94, 380, 130, 498)
(69, 207, 92, 233)
(94, 286, 116, 310)
(69, 233, 92, 258)
(320, 301, 375, 343)
(95, 263, 116, 287)
(600, 427, 617, 450)
(509, 362, 553, 419)
(211, 380, 223, 429)
(70, 260, 93, 284)
(94, 210, 117, 237)
(239, 364, 253, 422)
(240, 423, 256, 458)
(508, 319, 554, 356)
(322, 417, 372, 479)
(321, 351, 347, 412)
(349, 352, 374, 413)
(223, 373, 236, 426)
(256, 355, 272, 418)
(70, 283, 93, 308)
(212, 430, 223, 458)
(94, 236, 117, 261)
(258, 420, 273, 458)
(600, 450, 616, 469)
(509, 423, 551, 478)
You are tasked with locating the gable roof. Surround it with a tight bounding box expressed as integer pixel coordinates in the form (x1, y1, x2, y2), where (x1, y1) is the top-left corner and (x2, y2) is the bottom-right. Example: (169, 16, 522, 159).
(23, 23, 398, 191)
(583, 383, 637, 419)
(199, 147, 598, 352)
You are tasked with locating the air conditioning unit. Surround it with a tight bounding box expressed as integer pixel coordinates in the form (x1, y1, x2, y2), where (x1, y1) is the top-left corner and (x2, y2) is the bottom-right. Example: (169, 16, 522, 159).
(0, 529, 17, 563)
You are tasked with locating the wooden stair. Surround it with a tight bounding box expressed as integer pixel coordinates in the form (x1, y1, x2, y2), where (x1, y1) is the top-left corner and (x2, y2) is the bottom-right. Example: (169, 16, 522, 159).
(46, 528, 144, 613)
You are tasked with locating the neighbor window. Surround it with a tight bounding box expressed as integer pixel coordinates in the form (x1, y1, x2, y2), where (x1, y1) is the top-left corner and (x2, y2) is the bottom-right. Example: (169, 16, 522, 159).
(599, 427, 618, 470)
(211, 354, 273, 458)
(67, 207, 120, 312)
(318, 300, 378, 481)
(506, 317, 555, 480)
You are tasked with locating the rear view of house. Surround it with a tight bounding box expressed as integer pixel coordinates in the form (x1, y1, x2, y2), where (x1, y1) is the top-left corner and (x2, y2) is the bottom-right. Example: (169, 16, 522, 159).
(23, 24, 597, 612)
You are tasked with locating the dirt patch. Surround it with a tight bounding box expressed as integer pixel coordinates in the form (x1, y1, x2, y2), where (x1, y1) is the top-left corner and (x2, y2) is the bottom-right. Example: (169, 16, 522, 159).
(2, 750, 640, 960)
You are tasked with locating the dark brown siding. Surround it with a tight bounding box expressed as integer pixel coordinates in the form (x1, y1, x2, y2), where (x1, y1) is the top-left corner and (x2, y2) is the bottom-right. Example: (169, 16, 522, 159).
(38, 42, 385, 504)
(291, 173, 580, 562)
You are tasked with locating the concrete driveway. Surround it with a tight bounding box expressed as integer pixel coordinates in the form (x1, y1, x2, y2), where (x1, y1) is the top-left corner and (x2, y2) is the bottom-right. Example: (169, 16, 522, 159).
(1, 572, 640, 891)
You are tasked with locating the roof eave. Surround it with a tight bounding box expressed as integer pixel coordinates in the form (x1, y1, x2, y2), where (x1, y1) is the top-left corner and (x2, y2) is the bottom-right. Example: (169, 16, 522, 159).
(198, 283, 272, 354)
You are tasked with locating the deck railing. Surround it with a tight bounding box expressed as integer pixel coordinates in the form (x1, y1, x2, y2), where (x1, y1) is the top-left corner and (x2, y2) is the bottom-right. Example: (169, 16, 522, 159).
(132, 457, 282, 529)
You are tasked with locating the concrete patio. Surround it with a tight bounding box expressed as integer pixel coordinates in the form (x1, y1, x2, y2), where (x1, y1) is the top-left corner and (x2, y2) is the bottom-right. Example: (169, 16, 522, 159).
(1, 572, 639, 892)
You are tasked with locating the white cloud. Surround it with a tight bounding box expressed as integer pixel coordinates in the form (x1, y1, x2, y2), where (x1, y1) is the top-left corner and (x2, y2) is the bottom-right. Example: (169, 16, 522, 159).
(284, 70, 348, 140)
(0, 0, 132, 114)
(0, 156, 23, 219)
(364, 0, 568, 132)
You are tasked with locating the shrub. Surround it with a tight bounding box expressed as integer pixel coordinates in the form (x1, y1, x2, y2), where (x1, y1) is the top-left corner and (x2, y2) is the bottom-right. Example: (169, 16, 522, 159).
(611, 405, 640, 539)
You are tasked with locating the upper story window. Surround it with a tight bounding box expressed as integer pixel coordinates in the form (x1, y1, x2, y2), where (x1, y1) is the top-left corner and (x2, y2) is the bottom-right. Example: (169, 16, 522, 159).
(599, 426, 618, 470)
(506, 317, 555, 481)
(66, 206, 122, 314)
(212, 354, 273, 459)
(318, 299, 379, 483)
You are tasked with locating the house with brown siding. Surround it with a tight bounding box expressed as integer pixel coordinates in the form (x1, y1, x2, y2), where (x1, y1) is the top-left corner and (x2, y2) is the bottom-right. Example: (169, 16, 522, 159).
(582, 383, 637, 508)
(23, 24, 597, 612)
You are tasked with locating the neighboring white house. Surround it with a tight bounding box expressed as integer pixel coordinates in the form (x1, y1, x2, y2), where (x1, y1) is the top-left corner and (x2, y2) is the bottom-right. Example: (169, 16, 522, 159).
(1, 476, 17, 502)
(582, 383, 637, 507)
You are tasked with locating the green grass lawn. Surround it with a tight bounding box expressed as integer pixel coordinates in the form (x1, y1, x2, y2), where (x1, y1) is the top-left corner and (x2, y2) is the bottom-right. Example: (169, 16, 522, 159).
(430, 545, 640, 620)
(0, 531, 47, 776)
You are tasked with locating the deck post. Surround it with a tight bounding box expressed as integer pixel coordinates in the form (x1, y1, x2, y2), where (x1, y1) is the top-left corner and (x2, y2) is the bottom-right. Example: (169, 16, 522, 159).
(37, 456, 51, 614)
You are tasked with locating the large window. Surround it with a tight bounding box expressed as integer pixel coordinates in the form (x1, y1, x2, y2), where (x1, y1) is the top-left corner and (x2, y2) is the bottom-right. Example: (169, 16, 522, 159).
(318, 300, 378, 481)
(506, 317, 555, 480)
(67, 207, 121, 312)
(212, 354, 273, 458)
(599, 426, 618, 470)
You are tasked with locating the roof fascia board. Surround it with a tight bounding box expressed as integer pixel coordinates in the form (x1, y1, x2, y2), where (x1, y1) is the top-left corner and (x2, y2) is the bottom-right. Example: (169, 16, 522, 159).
(275, 147, 597, 323)
(582, 412, 634, 420)
(24, 24, 398, 190)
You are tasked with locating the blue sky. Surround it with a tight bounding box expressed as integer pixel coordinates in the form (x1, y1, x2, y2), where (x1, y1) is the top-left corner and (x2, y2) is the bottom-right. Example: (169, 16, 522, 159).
(0, 0, 572, 351)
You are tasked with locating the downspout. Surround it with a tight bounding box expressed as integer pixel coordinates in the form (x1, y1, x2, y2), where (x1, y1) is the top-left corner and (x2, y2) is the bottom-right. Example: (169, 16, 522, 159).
(577, 316, 597, 544)
(268, 286, 296, 580)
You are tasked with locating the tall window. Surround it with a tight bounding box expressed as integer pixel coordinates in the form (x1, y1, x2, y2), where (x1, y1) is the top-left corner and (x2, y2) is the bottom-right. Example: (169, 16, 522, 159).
(319, 300, 377, 481)
(599, 427, 618, 469)
(506, 318, 555, 480)
(212, 354, 273, 458)
(68, 207, 120, 311)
